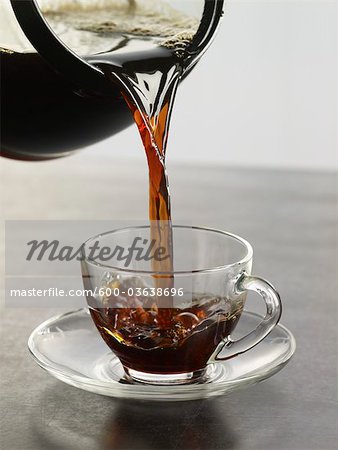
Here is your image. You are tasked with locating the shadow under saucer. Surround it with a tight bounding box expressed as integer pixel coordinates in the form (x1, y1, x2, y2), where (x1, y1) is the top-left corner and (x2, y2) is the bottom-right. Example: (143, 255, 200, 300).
(29, 383, 238, 450)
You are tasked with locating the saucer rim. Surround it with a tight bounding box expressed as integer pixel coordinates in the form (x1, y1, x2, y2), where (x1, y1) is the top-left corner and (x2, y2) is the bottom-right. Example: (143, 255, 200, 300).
(28, 309, 296, 396)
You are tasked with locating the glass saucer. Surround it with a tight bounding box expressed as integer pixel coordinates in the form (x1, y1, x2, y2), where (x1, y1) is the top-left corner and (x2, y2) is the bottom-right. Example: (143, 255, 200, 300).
(28, 309, 296, 401)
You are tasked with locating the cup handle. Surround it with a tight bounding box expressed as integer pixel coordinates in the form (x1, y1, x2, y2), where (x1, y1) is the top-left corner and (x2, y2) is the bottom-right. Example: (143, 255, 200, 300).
(212, 273, 282, 361)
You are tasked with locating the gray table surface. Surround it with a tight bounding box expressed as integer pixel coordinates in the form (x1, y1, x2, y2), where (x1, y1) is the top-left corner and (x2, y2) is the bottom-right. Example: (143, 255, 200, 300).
(1, 156, 337, 450)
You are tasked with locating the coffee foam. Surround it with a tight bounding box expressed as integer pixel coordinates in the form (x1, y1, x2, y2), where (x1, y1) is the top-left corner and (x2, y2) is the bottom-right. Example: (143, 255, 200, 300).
(39, 0, 199, 55)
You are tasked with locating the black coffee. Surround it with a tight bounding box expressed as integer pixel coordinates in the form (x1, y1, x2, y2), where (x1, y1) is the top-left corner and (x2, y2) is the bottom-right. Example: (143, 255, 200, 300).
(89, 295, 242, 374)
(0, 50, 131, 160)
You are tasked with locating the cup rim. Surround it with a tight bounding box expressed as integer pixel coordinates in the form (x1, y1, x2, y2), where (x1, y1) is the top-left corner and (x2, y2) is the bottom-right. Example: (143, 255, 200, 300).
(81, 225, 253, 276)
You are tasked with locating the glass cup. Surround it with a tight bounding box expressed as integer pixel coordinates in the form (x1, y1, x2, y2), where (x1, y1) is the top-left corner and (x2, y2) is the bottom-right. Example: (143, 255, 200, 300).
(81, 225, 282, 385)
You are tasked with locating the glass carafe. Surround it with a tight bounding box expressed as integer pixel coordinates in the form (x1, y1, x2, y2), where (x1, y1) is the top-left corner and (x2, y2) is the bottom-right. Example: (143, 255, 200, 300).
(1, 1, 222, 160)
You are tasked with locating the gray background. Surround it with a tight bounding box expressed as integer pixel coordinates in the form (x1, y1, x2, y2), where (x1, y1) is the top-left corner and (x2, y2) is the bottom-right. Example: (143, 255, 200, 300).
(65, 1, 338, 171)
(1, 158, 337, 450)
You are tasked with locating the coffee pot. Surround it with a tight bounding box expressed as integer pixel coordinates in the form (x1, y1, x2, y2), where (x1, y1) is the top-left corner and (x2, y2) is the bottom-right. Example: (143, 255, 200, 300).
(1, 1, 222, 160)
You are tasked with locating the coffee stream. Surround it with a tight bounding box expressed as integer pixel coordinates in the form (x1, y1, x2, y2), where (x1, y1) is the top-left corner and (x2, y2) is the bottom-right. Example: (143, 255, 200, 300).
(120, 60, 180, 317)
(88, 45, 187, 324)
